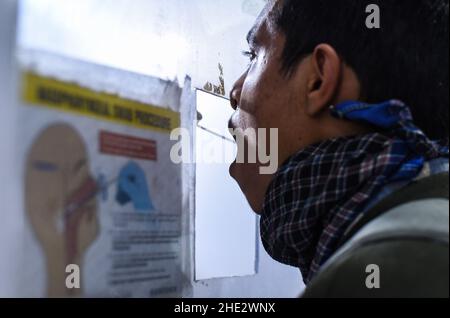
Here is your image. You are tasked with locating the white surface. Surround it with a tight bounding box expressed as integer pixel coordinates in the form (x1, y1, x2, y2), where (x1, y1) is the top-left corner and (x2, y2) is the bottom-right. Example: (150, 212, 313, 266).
(195, 92, 257, 280)
(197, 91, 233, 139)
(0, 0, 24, 298)
(18, 0, 266, 96)
(193, 234, 304, 298)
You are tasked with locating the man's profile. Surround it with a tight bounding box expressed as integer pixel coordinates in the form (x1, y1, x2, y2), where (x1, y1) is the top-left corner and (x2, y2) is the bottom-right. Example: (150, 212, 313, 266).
(228, 0, 449, 297)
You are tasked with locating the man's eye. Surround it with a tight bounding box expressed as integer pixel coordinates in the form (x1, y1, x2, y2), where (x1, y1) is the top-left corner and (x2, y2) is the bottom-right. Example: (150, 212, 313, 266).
(242, 50, 257, 62)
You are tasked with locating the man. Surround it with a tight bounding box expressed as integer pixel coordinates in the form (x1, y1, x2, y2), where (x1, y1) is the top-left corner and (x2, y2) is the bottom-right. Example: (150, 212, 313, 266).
(228, 0, 449, 296)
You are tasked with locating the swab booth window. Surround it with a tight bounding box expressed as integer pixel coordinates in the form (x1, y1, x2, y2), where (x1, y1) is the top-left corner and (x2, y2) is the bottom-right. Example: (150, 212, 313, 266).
(195, 90, 257, 280)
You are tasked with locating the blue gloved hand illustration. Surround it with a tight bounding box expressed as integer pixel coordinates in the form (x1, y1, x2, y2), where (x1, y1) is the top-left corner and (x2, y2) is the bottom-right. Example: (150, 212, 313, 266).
(116, 161, 154, 212)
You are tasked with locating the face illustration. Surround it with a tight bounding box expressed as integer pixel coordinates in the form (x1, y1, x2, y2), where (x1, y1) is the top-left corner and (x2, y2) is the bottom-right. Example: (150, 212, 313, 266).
(25, 123, 99, 297)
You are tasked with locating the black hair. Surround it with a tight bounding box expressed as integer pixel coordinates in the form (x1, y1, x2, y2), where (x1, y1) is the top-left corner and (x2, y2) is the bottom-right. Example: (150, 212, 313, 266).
(272, 0, 449, 141)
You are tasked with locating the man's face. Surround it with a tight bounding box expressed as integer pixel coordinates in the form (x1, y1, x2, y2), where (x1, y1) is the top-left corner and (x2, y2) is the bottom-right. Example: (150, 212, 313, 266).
(229, 1, 311, 212)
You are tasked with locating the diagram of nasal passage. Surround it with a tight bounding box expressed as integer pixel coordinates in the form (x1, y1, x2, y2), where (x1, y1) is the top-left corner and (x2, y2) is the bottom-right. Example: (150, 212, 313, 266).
(30, 129, 155, 221)
(68, 161, 156, 215)
(25, 123, 155, 297)
(26, 125, 155, 256)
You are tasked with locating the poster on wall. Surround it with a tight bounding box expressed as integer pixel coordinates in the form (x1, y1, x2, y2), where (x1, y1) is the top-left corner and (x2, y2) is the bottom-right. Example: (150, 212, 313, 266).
(15, 69, 183, 298)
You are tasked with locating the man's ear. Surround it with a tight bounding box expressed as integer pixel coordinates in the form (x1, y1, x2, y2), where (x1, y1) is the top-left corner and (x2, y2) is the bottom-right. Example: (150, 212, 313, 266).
(306, 44, 342, 116)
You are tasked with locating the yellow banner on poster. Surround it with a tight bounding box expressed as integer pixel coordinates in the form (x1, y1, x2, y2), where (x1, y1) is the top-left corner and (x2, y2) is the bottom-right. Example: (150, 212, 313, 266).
(22, 72, 180, 134)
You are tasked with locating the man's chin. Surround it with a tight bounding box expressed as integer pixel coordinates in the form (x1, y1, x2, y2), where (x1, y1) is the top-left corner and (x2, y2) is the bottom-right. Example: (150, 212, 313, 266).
(229, 160, 237, 179)
(228, 162, 263, 215)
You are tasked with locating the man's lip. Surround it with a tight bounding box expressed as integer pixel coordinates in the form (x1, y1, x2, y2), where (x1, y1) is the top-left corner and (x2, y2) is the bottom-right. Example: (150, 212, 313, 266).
(228, 117, 236, 130)
(229, 160, 237, 178)
(228, 117, 237, 141)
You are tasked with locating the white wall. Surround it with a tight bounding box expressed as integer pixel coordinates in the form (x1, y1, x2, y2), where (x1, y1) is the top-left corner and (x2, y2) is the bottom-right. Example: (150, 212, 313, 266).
(193, 235, 303, 298)
(18, 0, 264, 97)
(0, 0, 24, 298)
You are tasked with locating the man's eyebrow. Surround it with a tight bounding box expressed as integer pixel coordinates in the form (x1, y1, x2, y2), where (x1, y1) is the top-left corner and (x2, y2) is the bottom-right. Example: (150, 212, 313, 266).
(246, 24, 258, 46)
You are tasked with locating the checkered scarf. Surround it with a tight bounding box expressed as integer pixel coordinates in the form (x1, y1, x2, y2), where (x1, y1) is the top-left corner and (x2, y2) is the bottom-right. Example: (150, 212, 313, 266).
(260, 100, 449, 284)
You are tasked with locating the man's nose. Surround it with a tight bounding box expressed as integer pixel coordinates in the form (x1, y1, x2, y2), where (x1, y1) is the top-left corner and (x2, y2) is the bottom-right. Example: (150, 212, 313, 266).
(230, 73, 245, 110)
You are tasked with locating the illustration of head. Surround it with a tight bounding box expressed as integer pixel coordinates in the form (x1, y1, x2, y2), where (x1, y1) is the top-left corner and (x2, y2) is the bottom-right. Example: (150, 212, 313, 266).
(25, 123, 99, 297)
